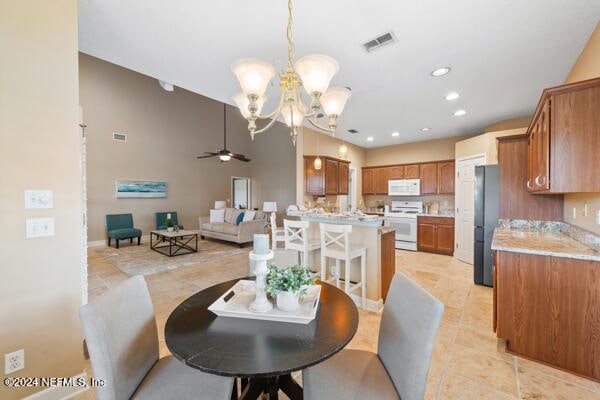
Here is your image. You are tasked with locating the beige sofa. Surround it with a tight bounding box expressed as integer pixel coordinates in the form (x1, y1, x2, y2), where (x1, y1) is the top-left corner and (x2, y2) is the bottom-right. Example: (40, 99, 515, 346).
(199, 208, 268, 246)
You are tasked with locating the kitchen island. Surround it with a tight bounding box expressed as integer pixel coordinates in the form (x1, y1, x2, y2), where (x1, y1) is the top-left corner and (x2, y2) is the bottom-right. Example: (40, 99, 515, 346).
(491, 220, 600, 381)
(291, 213, 392, 311)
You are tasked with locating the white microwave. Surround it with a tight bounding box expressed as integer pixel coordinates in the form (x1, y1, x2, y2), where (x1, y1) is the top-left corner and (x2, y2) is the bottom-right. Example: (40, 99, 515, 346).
(388, 179, 420, 196)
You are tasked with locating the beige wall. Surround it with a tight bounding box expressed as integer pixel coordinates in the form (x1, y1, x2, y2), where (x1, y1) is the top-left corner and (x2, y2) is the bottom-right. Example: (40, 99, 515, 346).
(455, 128, 527, 164)
(484, 116, 531, 133)
(80, 54, 295, 241)
(301, 128, 367, 209)
(0, 1, 84, 399)
(365, 135, 473, 166)
(562, 22, 600, 234)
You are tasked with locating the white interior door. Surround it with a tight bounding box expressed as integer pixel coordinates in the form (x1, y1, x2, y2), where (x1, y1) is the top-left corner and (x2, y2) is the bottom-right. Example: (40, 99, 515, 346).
(455, 154, 486, 264)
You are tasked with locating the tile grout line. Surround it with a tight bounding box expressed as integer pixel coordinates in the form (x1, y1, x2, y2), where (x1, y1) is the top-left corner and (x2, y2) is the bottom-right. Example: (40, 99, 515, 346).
(434, 282, 469, 399)
(513, 355, 522, 400)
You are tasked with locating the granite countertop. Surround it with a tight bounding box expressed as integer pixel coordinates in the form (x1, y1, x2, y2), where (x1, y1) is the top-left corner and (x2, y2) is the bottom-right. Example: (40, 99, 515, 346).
(492, 227, 600, 261)
(297, 213, 384, 227)
(380, 226, 395, 235)
(417, 213, 455, 218)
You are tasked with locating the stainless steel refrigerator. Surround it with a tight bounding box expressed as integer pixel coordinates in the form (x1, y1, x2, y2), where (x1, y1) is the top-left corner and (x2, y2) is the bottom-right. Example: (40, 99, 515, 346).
(474, 165, 499, 287)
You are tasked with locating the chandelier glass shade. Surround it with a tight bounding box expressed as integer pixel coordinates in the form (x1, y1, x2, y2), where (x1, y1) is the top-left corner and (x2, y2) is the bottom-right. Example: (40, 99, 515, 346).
(231, 0, 351, 145)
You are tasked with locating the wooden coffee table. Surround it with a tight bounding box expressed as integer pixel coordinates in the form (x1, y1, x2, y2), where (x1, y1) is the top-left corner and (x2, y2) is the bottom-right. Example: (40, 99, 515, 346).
(150, 229, 198, 257)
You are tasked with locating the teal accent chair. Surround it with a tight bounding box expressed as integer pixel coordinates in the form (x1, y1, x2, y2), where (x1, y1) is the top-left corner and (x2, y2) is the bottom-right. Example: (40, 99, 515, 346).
(155, 211, 184, 230)
(106, 213, 142, 249)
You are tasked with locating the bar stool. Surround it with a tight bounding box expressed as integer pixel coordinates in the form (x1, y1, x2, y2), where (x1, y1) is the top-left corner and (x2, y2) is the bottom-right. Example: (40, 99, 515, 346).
(319, 222, 367, 309)
(270, 213, 285, 250)
(283, 219, 320, 269)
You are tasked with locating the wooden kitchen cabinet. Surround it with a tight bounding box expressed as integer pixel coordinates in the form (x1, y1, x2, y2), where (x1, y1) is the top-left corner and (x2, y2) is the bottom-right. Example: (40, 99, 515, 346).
(374, 167, 389, 194)
(495, 250, 600, 381)
(338, 161, 349, 194)
(497, 135, 563, 220)
(362, 168, 375, 195)
(437, 161, 455, 194)
(380, 228, 396, 301)
(304, 156, 350, 195)
(417, 216, 454, 255)
(389, 164, 420, 180)
(420, 163, 438, 194)
(324, 158, 339, 195)
(526, 77, 600, 193)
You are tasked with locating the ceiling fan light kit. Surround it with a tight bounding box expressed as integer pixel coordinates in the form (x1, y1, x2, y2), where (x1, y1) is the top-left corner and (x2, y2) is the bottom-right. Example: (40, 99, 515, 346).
(197, 104, 250, 162)
(231, 0, 351, 146)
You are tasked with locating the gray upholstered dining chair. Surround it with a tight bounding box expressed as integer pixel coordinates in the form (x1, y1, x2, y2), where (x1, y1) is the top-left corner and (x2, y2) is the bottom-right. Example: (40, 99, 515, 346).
(79, 276, 234, 400)
(302, 273, 444, 400)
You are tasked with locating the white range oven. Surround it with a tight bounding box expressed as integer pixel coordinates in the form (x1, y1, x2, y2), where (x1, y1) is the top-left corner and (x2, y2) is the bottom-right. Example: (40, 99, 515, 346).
(384, 201, 423, 251)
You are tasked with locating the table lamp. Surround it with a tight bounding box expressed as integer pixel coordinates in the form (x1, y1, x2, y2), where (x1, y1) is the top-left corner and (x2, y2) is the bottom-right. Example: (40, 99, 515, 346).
(263, 201, 277, 221)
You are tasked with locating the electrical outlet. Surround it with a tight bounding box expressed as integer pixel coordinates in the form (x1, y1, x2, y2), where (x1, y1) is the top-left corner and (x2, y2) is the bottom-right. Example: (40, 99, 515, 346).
(572, 207, 577, 219)
(5, 349, 24, 374)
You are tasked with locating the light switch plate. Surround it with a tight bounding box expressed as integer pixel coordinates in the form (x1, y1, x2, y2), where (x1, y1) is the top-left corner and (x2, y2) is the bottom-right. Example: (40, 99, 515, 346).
(24, 190, 53, 209)
(26, 217, 55, 238)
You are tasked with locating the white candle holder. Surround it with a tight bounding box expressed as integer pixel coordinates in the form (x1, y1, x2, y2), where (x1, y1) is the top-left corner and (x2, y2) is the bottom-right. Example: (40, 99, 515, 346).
(248, 250, 274, 313)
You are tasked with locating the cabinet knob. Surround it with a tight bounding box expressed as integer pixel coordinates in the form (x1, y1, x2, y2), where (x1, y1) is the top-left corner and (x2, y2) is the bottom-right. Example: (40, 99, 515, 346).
(526, 179, 533, 190)
(535, 175, 546, 187)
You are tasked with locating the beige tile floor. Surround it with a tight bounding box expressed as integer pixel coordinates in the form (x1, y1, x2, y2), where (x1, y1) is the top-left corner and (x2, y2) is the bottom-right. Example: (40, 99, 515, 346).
(78, 242, 600, 400)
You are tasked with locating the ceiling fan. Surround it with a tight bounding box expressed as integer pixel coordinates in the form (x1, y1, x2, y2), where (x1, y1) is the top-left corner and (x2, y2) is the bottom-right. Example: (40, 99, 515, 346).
(197, 104, 250, 162)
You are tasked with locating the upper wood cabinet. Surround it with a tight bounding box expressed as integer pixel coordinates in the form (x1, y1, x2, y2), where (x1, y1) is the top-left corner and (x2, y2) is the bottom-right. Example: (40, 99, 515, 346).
(420, 163, 438, 194)
(362, 168, 375, 195)
(389, 164, 420, 180)
(304, 156, 350, 196)
(362, 160, 454, 195)
(526, 77, 600, 193)
(374, 167, 389, 194)
(437, 161, 455, 194)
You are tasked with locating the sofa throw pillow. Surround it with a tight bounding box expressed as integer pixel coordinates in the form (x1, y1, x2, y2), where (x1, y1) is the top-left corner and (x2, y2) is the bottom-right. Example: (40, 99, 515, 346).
(224, 208, 234, 224)
(236, 212, 245, 225)
(243, 210, 255, 221)
(209, 209, 225, 223)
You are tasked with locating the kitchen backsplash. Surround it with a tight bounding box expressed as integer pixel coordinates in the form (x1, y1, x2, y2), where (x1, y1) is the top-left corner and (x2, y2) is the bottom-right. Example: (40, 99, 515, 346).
(363, 194, 455, 214)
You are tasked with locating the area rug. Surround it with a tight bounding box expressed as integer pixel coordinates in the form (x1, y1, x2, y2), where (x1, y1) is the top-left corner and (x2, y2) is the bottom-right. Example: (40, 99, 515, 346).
(94, 240, 248, 276)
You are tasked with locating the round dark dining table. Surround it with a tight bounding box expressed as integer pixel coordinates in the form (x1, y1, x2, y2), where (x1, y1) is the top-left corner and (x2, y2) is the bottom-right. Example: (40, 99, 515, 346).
(165, 277, 359, 400)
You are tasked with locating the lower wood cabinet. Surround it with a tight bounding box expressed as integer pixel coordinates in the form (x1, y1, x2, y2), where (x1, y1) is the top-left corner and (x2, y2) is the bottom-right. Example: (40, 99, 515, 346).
(494, 250, 600, 381)
(417, 216, 454, 256)
(380, 228, 396, 301)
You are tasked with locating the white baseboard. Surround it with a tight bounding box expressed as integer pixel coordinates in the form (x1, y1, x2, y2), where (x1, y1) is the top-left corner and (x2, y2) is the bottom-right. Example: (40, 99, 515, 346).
(349, 293, 384, 313)
(22, 372, 89, 400)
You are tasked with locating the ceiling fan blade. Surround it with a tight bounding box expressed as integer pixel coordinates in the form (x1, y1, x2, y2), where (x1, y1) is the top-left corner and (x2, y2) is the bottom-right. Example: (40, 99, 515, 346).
(196, 153, 218, 159)
(231, 153, 251, 162)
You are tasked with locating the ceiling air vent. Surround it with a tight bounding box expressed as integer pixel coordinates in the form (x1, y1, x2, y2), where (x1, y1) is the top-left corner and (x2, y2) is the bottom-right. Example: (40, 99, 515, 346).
(112, 132, 127, 142)
(361, 31, 397, 53)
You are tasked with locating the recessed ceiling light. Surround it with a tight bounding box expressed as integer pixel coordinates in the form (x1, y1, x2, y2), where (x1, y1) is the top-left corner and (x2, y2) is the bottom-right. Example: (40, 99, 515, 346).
(445, 92, 460, 101)
(431, 67, 451, 77)
(392, 132, 400, 137)
(420, 127, 431, 132)
(454, 109, 466, 116)
(366, 136, 374, 142)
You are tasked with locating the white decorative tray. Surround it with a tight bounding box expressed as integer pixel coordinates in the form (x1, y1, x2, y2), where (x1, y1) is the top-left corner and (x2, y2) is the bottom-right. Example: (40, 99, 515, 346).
(208, 280, 321, 324)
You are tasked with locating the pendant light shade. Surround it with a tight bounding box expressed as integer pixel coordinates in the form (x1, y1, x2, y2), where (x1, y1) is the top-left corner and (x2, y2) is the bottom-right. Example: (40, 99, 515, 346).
(321, 87, 352, 117)
(231, 58, 276, 97)
(281, 103, 305, 127)
(294, 54, 339, 95)
(314, 156, 322, 170)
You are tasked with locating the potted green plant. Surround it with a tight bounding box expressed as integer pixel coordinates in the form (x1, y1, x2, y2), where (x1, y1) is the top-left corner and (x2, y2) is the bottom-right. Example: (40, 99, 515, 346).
(166, 217, 174, 232)
(266, 265, 316, 311)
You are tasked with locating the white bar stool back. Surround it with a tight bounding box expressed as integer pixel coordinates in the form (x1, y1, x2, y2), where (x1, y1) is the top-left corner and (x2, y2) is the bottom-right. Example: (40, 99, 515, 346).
(319, 222, 367, 309)
(283, 219, 321, 269)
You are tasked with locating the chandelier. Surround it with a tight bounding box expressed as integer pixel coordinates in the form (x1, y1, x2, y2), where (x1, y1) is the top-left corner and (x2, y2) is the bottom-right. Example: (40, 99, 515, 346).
(231, 0, 351, 146)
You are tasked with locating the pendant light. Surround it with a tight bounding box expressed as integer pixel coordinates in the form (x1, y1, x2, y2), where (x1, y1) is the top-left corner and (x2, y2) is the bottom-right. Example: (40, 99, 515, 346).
(314, 133, 322, 170)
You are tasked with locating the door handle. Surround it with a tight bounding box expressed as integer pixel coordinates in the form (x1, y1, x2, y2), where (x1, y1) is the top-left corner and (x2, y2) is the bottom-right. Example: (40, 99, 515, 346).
(535, 175, 546, 187)
(526, 179, 533, 190)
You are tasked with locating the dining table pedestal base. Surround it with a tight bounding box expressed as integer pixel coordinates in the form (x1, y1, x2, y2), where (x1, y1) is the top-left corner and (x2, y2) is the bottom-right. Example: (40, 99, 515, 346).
(236, 374, 303, 400)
